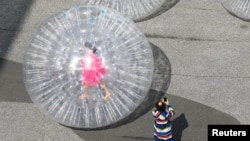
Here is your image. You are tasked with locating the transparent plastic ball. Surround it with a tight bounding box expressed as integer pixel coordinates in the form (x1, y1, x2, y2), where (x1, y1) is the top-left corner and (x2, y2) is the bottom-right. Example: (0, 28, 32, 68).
(81, 0, 166, 21)
(222, 0, 250, 21)
(23, 5, 154, 129)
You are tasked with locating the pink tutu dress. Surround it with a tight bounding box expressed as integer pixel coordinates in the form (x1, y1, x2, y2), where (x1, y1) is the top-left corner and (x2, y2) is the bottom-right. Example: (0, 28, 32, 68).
(81, 52, 107, 86)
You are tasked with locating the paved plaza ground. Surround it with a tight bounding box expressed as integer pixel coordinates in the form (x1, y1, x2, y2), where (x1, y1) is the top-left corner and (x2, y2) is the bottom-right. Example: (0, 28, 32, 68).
(0, 0, 249, 140)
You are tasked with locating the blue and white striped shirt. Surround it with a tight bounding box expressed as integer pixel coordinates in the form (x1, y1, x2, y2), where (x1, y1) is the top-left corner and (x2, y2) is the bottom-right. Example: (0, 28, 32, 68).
(152, 105, 175, 140)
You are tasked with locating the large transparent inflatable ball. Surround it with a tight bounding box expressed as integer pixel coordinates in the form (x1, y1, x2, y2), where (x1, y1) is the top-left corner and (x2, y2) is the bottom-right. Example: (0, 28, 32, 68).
(222, 0, 250, 21)
(23, 5, 154, 129)
(81, 0, 167, 21)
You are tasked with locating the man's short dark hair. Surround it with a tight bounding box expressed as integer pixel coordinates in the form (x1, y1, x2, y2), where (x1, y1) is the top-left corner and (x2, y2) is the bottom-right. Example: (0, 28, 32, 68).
(155, 100, 166, 111)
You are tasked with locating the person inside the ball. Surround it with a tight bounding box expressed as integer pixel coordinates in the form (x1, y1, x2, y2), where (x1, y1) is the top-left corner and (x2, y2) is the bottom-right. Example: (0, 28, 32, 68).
(79, 42, 111, 100)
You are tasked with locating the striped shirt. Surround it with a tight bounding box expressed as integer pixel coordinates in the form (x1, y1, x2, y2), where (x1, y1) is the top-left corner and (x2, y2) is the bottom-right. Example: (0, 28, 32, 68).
(152, 105, 175, 141)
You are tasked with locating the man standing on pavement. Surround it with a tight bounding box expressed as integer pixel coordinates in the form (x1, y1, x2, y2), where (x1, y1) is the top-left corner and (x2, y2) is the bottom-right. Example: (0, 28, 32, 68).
(152, 97, 175, 141)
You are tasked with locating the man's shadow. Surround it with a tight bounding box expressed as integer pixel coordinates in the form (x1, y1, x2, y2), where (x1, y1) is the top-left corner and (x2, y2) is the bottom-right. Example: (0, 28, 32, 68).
(172, 113, 189, 141)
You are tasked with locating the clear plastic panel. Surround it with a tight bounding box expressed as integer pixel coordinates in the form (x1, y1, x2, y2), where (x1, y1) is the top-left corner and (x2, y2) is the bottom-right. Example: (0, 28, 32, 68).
(23, 5, 154, 129)
(81, 0, 166, 21)
(222, 0, 250, 21)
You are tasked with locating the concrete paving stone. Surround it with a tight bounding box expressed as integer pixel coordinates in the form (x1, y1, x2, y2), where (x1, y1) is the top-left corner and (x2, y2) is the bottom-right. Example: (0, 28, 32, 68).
(149, 38, 250, 77)
(0, 31, 16, 58)
(168, 74, 250, 124)
(137, 0, 250, 42)
(0, 102, 84, 141)
(0, 58, 32, 103)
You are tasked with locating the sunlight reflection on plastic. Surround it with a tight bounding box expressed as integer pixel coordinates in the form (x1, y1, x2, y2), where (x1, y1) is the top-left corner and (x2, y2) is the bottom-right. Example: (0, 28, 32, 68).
(23, 5, 154, 129)
(81, 0, 166, 21)
(222, 0, 250, 21)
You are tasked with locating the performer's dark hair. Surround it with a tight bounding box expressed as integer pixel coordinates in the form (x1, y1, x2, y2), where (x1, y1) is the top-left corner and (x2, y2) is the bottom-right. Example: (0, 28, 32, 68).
(85, 41, 97, 54)
(93, 48, 97, 54)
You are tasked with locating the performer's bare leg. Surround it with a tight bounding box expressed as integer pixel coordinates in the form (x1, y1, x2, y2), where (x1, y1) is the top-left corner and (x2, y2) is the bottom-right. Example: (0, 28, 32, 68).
(79, 85, 89, 99)
(100, 81, 111, 100)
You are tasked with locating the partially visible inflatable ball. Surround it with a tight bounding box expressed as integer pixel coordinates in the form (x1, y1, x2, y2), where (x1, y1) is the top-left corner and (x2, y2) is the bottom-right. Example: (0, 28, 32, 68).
(222, 0, 250, 21)
(81, 0, 166, 21)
